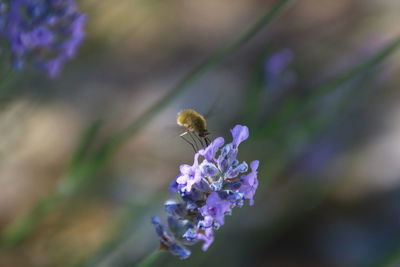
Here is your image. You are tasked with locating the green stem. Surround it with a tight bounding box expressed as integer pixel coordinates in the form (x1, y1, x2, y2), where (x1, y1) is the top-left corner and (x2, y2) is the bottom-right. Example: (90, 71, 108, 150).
(0, 39, 17, 99)
(257, 35, 400, 137)
(303, 36, 400, 108)
(0, 69, 16, 100)
(369, 246, 400, 267)
(135, 250, 164, 267)
(0, 194, 62, 247)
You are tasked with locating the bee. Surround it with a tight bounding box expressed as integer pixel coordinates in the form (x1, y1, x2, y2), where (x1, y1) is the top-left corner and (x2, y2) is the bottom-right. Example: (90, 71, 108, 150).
(177, 109, 211, 151)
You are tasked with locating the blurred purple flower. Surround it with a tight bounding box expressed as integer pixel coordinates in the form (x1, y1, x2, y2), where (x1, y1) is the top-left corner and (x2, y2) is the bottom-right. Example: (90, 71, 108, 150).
(264, 48, 297, 91)
(152, 125, 260, 259)
(302, 139, 339, 175)
(0, 0, 86, 77)
(266, 49, 293, 75)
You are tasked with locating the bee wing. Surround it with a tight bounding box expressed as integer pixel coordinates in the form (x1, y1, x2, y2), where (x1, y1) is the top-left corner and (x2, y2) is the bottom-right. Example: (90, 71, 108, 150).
(165, 124, 187, 137)
(203, 92, 223, 119)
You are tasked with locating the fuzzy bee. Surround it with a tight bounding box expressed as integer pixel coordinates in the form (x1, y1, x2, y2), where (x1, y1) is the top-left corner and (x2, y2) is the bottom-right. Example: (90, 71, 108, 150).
(177, 109, 211, 151)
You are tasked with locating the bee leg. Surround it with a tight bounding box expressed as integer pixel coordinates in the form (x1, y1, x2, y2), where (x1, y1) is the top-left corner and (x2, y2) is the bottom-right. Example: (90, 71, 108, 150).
(192, 133, 205, 148)
(193, 133, 206, 151)
(180, 132, 197, 152)
(187, 131, 200, 151)
(204, 137, 211, 146)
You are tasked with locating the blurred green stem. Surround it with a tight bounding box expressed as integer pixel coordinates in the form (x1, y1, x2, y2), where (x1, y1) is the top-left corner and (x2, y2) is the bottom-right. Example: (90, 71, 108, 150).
(0, 69, 13, 87)
(373, 248, 400, 267)
(135, 250, 164, 267)
(257, 36, 400, 137)
(0, 69, 16, 100)
(0, 0, 295, 248)
(0, 39, 16, 100)
(1, 194, 62, 248)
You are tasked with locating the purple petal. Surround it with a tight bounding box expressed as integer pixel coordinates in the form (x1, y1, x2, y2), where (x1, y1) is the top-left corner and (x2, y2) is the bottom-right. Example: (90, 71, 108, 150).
(192, 153, 200, 167)
(266, 49, 293, 75)
(198, 215, 213, 229)
(239, 160, 259, 206)
(42, 57, 65, 78)
(250, 160, 259, 171)
(231, 125, 249, 147)
(169, 180, 178, 193)
(183, 228, 198, 242)
(176, 174, 188, 185)
(217, 144, 238, 173)
(197, 228, 214, 251)
(199, 161, 219, 177)
(225, 161, 248, 179)
(151, 216, 191, 259)
(184, 178, 196, 192)
(164, 200, 186, 217)
(206, 191, 220, 206)
(202, 192, 231, 226)
(179, 164, 191, 175)
(169, 243, 191, 259)
(199, 137, 224, 162)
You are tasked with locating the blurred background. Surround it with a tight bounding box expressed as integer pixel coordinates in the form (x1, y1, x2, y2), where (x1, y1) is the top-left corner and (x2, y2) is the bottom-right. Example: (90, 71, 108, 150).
(0, 0, 400, 266)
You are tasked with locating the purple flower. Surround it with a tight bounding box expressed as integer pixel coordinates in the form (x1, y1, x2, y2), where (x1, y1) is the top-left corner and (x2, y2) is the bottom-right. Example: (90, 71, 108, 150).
(221, 191, 245, 207)
(199, 160, 219, 178)
(199, 137, 224, 162)
(197, 228, 214, 251)
(164, 200, 186, 217)
(182, 228, 198, 242)
(231, 125, 249, 148)
(239, 160, 259, 206)
(176, 153, 201, 192)
(266, 49, 293, 76)
(264, 48, 297, 91)
(151, 216, 191, 259)
(200, 192, 231, 227)
(152, 124, 260, 259)
(0, 0, 86, 77)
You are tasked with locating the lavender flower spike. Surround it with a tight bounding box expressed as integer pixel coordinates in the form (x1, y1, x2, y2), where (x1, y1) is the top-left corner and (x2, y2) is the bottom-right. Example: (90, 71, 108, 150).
(0, 0, 86, 77)
(151, 124, 260, 259)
